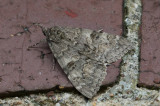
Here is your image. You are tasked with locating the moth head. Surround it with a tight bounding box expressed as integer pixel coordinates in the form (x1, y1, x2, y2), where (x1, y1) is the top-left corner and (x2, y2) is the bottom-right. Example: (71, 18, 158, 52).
(42, 26, 65, 43)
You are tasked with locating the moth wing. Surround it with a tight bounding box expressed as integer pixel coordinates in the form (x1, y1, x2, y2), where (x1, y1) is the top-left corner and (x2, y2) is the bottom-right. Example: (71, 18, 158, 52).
(66, 58, 106, 98)
(79, 30, 133, 64)
(45, 26, 107, 98)
(44, 26, 132, 98)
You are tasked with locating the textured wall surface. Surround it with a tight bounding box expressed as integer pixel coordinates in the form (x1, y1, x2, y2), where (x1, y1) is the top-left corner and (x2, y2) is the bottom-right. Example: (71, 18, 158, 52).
(139, 0, 160, 88)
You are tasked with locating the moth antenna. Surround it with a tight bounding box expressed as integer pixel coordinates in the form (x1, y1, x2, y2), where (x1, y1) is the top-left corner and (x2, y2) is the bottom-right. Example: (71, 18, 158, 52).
(32, 23, 47, 36)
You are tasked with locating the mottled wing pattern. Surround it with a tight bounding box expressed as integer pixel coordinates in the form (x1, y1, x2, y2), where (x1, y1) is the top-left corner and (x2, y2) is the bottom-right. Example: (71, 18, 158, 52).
(79, 30, 133, 64)
(43, 26, 132, 98)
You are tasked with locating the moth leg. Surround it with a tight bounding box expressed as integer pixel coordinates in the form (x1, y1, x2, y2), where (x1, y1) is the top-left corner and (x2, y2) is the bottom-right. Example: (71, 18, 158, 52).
(27, 39, 47, 50)
(38, 50, 52, 59)
(35, 50, 52, 64)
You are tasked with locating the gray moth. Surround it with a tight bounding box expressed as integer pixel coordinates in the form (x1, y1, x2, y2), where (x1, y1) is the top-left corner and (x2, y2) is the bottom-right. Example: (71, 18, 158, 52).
(40, 26, 133, 98)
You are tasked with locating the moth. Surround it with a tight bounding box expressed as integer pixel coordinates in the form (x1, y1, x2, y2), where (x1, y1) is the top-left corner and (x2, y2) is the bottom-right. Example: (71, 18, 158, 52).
(39, 25, 133, 98)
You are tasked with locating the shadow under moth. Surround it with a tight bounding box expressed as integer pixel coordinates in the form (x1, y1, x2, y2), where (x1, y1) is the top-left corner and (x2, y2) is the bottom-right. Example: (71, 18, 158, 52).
(38, 25, 133, 98)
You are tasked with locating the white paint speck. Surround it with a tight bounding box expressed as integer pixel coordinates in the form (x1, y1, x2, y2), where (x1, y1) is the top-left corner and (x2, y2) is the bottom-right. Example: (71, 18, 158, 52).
(39, 72, 42, 75)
